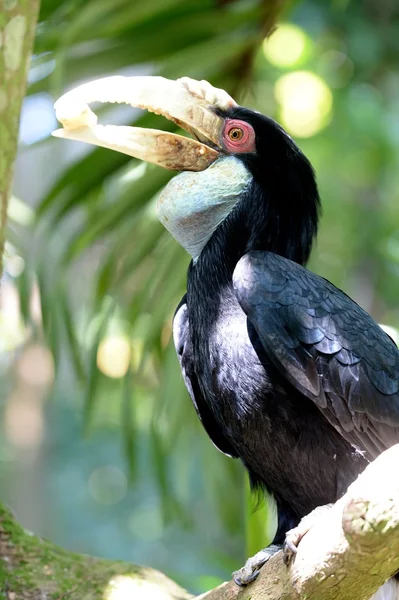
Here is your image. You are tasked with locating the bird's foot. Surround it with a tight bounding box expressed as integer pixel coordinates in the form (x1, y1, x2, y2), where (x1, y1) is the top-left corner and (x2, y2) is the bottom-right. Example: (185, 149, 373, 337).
(233, 544, 282, 586)
(283, 503, 334, 565)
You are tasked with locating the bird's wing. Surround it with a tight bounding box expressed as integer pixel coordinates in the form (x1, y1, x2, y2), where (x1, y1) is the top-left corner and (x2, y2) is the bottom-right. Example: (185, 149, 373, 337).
(173, 297, 238, 458)
(233, 252, 399, 459)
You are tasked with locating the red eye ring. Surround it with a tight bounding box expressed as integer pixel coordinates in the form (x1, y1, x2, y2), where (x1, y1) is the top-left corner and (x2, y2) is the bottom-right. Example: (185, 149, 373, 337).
(223, 119, 256, 154)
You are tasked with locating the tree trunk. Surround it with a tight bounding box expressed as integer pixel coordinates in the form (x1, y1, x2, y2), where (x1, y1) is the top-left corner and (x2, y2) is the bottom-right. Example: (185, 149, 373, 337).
(0, 0, 40, 279)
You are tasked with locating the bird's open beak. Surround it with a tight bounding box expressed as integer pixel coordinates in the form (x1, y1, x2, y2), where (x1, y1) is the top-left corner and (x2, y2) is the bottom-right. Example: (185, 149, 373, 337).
(52, 76, 237, 172)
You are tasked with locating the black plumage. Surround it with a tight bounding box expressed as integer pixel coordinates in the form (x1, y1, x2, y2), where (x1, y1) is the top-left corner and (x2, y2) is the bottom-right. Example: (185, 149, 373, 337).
(172, 107, 399, 549)
(234, 252, 399, 458)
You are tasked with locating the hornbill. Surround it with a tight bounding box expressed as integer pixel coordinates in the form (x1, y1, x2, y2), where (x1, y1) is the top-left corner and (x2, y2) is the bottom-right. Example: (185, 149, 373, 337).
(54, 77, 399, 587)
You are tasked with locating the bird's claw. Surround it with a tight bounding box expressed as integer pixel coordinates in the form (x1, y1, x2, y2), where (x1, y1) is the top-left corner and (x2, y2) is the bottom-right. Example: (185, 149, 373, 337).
(283, 529, 300, 565)
(283, 503, 334, 565)
(233, 545, 282, 586)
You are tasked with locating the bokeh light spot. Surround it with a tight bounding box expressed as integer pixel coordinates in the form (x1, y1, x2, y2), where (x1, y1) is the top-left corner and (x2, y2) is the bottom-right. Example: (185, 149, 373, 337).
(97, 336, 131, 378)
(0, 280, 27, 352)
(88, 465, 128, 506)
(6, 254, 25, 277)
(18, 344, 54, 387)
(4, 392, 44, 449)
(263, 24, 307, 68)
(274, 71, 333, 137)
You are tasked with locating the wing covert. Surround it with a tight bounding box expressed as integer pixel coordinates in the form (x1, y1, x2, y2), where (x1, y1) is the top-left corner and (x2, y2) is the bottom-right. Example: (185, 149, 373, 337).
(233, 252, 399, 458)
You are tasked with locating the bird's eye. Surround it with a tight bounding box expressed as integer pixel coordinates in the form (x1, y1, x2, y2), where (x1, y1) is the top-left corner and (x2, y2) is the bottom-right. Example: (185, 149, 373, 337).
(222, 119, 256, 154)
(228, 127, 244, 141)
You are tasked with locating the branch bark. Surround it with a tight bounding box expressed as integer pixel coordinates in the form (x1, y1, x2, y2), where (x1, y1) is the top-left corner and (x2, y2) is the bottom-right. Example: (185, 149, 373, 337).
(2, 445, 399, 599)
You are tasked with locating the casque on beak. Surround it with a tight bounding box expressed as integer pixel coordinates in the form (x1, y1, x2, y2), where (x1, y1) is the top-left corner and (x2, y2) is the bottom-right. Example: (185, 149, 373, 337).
(52, 76, 237, 172)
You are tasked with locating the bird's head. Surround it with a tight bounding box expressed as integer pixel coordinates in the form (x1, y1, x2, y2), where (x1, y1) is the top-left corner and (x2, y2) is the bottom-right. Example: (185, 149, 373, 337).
(54, 76, 320, 267)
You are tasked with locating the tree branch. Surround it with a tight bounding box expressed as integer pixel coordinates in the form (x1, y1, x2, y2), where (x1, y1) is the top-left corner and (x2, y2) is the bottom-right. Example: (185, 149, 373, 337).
(2, 445, 399, 598)
(201, 444, 399, 600)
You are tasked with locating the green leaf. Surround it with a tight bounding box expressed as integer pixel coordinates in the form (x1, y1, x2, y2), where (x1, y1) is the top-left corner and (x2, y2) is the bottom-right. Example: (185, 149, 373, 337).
(61, 167, 171, 263)
(83, 297, 116, 431)
(121, 368, 136, 482)
(36, 259, 61, 371)
(58, 282, 87, 384)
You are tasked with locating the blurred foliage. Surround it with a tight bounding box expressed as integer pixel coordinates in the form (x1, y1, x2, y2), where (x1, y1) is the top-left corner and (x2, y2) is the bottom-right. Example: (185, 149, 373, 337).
(2, 0, 399, 594)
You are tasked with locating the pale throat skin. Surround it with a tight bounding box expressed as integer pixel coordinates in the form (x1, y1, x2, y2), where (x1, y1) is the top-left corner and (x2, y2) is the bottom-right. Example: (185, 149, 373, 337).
(156, 156, 252, 261)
